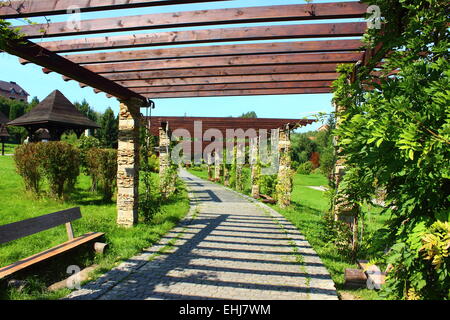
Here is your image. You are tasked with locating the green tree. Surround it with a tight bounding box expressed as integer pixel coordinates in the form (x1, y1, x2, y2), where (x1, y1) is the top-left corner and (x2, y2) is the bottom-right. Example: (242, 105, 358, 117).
(333, 0, 449, 300)
(74, 99, 100, 123)
(290, 132, 316, 164)
(97, 107, 118, 148)
(240, 111, 257, 118)
(25, 96, 39, 113)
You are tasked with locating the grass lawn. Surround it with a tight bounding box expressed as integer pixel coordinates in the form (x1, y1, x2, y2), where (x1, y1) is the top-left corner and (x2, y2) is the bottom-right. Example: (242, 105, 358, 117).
(0, 155, 190, 300)
(188, 167, 389, 300)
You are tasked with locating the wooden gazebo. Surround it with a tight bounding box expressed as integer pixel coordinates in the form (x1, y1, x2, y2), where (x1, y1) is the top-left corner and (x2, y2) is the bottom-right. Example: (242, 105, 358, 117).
(0, 0, 384, 226)
(7, 90, 100, 142)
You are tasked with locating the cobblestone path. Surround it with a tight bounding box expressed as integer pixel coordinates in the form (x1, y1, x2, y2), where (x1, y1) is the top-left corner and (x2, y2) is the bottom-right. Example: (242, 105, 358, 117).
(66, 170, 337, 300)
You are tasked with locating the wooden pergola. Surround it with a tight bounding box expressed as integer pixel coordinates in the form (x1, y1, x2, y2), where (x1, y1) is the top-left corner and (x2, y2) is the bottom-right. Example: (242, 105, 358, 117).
(0, 0, 377, 226)
(148, 115, 315, 157)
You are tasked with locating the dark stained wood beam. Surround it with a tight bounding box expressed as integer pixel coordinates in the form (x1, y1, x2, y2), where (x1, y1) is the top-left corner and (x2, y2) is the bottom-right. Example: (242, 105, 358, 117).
(95, 64, 341, 81)
(0, 0, 232, 18)
(17, 2, 368, 38)
(78, 52, 362, 74)
(38, 23, 367, 53)
(142, 87, 331, 98)
(131, 81, 333, 93)
(1, 38, 146, 103)
(116, 73, 338, 87)
(60, 40, 363, 64)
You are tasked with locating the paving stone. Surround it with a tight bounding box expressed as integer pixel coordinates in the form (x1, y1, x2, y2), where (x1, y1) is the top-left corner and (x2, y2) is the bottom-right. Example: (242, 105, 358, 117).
(65, 169, 337, 300)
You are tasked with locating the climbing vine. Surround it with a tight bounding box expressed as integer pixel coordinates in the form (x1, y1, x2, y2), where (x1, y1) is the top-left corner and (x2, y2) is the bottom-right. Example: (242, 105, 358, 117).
(332, 0, 449, 299)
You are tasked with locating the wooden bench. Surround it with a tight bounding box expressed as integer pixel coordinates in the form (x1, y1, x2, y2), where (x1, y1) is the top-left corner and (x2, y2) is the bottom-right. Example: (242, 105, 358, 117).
(0, 207, 105, 280)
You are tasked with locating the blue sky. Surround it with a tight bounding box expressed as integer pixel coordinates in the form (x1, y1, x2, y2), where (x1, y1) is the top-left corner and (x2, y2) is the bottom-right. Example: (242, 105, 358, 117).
(0, 0, 363, 132)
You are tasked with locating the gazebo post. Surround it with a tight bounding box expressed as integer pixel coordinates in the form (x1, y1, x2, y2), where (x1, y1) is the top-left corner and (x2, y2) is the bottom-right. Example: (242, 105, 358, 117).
(276, 125, 293, 208)
(117, 98, 142, 228)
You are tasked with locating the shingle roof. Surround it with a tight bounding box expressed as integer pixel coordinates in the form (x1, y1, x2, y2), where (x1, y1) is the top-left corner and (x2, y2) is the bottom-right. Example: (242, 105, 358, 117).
(0, 80, 29, 96)
(7, 90, 100, 129)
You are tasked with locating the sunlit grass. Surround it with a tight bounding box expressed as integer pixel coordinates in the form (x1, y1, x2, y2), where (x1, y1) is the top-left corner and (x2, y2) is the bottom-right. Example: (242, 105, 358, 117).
(0, 156, 190, 300)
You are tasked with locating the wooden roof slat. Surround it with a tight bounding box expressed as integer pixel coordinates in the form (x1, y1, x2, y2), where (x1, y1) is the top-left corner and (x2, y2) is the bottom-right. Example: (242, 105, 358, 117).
(80, 52, 362, 74)
(2, 38, 146, 103)
(131, 80, 333, 93)
(39, 23, 367, 53)
(0, 0, 231, 18)
(17, 2, 368, 38)
(143, 87, 331, 98)
(60, 40, 363, 64)
(116, 73, 338, 87)
(91, 64, 341, 81)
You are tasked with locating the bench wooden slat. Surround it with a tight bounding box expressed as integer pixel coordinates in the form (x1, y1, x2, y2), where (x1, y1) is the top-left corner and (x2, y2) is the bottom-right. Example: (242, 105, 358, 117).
(0, 232, 104, 279)
(0, 207, 81, 244)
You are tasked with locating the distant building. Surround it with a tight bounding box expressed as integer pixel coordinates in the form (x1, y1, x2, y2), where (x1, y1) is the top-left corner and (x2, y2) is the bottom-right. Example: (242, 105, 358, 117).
(0, 80, 29, 102)
(317, 124, 330, 132)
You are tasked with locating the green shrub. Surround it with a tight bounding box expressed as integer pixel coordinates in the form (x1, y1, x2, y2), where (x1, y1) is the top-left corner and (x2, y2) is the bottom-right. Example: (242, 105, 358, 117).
(75, 135, 101, 168)
(259, 174, 277, 197)
(14, 143, 43, 195)
(98, 149, 118, 201)
(86, 147, 102, 192)
(297, 161, 313, 175)
(148, 154, 159, 173)
(86, 148, 117, 201)
(291, 160, 300, 171)
(39, 142, 80, 199)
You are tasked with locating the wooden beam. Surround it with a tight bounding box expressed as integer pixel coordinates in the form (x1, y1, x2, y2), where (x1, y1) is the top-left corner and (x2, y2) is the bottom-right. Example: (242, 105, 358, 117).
(116, 73, 338, 87)
(17, 2, 368, 38)
(131, 81, 333, 93)
(96, 64, 341, 81)
(0, 0, 231, 18)
(61, 40, 363, 64)
(39, 23, 367, 53)
(143, 87, 331, 98)
(2, 38, 146, 103)
(79, 52, 362, 74)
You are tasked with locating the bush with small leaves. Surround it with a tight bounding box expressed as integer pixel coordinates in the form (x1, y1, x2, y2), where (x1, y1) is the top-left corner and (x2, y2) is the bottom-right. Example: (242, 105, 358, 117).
(14, 143, 43, 195)
(86, 148, 117, 201)
(297, 161, 313, 175)
(39, 142, 80, 199)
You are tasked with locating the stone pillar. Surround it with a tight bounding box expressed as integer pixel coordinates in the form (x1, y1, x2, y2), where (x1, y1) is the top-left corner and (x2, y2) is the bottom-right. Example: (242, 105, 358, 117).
(235, 142, 244, 192)
(206, 152, 213, 181)
(332, 102, 360, 225)
(159, 122, 174, 198)
(276, 125, 292, 208)
(159, 122, 170, 177)
(117, 99, 142, 227)
(223, 148, 230, 187)
(250, 136, 260, 198)
(214, 150, 222, 182)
